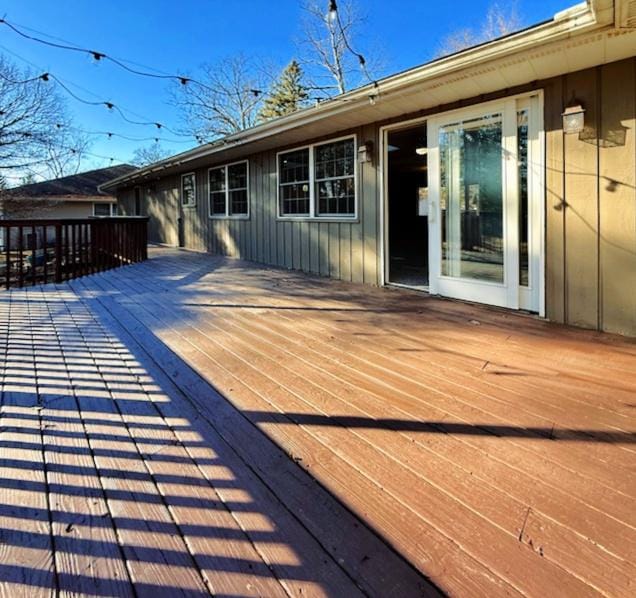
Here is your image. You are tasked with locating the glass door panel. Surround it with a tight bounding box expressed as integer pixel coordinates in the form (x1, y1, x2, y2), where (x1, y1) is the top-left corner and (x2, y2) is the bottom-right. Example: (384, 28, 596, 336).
(517, 109, 529, 287)
(439, 114, 504, 284)
(427, 96, 542, 312)
(428, 96, 543, 311)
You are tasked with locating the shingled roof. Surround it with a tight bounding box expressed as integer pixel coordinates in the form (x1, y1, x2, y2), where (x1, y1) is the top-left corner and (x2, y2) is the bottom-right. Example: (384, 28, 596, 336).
(6, 164, 137, 200)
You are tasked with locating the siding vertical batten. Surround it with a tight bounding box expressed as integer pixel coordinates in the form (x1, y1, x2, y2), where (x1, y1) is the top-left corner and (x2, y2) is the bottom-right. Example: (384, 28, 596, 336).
(598, 58, 636, 334)
(563, 68, 600, 329)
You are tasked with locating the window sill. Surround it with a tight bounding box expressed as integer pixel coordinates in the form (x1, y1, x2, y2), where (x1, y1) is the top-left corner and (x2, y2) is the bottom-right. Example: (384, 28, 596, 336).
(208, 215, 250, 221)
(276, 216, 359, 224)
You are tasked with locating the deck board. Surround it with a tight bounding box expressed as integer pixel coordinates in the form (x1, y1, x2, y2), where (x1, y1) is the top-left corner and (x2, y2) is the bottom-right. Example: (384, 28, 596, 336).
(1, 246, 635, 596)
(87, 260, 629, 595)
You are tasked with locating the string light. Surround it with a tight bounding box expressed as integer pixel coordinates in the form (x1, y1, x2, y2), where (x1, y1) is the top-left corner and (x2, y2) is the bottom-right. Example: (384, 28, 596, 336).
(325, 0, 376, 88)
(0, 17, 265, 97)
(55, 123, 196, 144)
(0, 48, 190, 137)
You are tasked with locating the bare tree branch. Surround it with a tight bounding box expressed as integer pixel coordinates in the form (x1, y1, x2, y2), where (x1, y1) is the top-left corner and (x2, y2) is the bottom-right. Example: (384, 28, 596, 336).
(298, 0, 382, 97)
(131, 141, 171, 167)
(435, 2, 524, 57)
(171, 55, 270, 141)
(0, 54, 90, 182)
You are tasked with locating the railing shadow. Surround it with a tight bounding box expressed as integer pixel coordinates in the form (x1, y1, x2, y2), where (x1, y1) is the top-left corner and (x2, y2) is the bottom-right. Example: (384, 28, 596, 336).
(0, 283, 436, 597)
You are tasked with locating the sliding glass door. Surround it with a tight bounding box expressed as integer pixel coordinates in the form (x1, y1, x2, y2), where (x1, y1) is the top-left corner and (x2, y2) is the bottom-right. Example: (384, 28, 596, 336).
(427, 95, 542, 311)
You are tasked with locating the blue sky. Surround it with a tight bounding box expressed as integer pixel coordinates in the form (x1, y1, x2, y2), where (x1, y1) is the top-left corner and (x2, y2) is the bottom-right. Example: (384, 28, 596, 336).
(0, 0, 572, 172)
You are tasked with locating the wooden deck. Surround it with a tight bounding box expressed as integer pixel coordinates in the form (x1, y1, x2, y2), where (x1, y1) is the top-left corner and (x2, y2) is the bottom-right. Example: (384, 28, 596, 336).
(1, 247, 635, 597)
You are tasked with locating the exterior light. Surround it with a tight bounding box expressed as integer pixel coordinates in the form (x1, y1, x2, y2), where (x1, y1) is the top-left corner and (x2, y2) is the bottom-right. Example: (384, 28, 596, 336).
(562, 104, 585, 134)
(327, 0, 338, 23)
(358, 140, 373, 163)
(415, 147, 427, 156)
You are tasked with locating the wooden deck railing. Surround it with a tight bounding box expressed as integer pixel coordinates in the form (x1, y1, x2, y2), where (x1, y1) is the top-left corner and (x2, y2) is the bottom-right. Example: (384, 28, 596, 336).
(0, 217, 148, 289)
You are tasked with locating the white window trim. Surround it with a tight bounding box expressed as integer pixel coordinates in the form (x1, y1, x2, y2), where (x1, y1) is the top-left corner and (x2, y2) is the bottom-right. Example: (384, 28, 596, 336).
(207, 160, 250, 220)
(93, 202, 117, 217)
(276, 134, 358, 221)
(181, 172, 197, 208)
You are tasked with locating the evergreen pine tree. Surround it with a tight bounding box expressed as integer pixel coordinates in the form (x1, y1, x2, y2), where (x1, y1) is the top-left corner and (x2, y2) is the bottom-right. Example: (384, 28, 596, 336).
(259, 60, 309, 121)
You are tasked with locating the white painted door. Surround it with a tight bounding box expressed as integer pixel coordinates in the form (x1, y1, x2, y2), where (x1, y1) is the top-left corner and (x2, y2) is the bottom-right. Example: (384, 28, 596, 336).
(427, 95, 543, 312)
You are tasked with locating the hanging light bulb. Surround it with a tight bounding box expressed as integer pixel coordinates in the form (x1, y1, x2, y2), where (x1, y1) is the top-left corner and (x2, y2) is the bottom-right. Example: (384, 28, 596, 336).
(327, 0, 338, 23)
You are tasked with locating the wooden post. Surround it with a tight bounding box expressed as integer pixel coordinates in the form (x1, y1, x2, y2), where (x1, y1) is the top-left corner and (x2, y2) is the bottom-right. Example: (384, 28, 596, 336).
(17, 226, 23, 288)
(31, 225, 36, 286)
(42, 225, 48, 285)
(4, 225, 10, 290)
(55, 223, 62, 283)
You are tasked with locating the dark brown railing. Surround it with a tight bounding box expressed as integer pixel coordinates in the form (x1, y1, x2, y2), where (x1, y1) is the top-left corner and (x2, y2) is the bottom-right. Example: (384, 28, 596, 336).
(0, 217, 148, 289)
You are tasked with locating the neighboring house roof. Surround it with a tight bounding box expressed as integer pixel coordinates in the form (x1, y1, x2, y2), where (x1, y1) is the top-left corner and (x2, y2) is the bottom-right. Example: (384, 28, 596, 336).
(7, 164, 136, 201)
(101, 0, 633, 191)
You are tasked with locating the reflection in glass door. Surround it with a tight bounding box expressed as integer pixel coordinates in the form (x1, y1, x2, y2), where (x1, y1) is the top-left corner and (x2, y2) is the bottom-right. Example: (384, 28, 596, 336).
(439, 113, 504, 284)
(427, 95, 542, 312)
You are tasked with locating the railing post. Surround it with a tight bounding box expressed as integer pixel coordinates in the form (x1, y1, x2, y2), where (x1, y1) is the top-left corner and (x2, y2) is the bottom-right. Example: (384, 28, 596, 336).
(30, 224, 36, 286)
(4, 225, 10, 290)
(17, 226, 23, 288)
(55, 223, 62, 283)
(42, 225, 48, 285)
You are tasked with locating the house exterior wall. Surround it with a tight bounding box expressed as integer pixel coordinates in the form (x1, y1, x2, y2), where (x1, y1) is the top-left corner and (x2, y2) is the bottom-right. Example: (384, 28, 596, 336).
(544, 58, 636, 336)
(1, 200, 97, 219)
(117, 57, 636, 336)
(118, 183, 179, 247)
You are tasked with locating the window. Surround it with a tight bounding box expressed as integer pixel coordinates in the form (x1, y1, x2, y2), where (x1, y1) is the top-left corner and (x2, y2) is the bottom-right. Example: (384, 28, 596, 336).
(279, 148, 310, 216)
(93, 203, 113, 217)
(207, 161, 249, 218)
(278, 136, 356, 219)
(315, 138, 355, 216)
(181, 172, 196, 207)
(209, 167, 226, 215)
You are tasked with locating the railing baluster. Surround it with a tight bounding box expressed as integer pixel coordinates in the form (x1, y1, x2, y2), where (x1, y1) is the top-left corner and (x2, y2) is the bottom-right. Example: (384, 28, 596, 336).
(4, 225, 10, 290)
(17, 226, 23, 288)
(89, 222, 95, 275)
(81, 223, 85, 276)
(64, 224, 70, 282)
(55, 223, 62, 283)
(42, 225, 48, 285)
(31, 225, 36, 286)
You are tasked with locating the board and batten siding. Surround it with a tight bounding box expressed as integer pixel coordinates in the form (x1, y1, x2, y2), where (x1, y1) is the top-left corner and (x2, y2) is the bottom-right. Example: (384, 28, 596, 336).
(544, 58, 636, 336)
(119, 57, 635, 336)
(136, 124, 382, 286)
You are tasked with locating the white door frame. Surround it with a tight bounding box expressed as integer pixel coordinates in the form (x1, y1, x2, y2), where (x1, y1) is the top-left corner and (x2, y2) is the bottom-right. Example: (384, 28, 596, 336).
(379, 114, 429, 289)
(379, 90, 545, 315)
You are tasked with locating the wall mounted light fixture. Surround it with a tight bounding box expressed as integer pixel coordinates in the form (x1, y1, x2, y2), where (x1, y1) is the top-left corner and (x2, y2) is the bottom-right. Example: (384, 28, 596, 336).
(562, 103, 586, 134)
(358, 140, 374, 163)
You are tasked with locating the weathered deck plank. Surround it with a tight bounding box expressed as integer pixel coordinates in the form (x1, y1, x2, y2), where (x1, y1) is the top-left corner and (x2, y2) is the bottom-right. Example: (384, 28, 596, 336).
(0, 291, 55, 598)
(36, 285, 134, 596)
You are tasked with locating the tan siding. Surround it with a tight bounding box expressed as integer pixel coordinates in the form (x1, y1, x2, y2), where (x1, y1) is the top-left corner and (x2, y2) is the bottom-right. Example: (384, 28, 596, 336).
(145, 176, 178, 246)
(599, 59, 636, 335)
(563, 68, 600, 329)
(362, 124, 379, 285)
(543, 58, 636, 335)
(545, 76, 566, 323)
